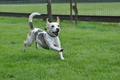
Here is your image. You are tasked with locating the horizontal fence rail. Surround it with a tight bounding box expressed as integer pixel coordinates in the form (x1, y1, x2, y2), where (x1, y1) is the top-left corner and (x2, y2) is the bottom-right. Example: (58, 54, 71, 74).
(0, 12, 120, 23)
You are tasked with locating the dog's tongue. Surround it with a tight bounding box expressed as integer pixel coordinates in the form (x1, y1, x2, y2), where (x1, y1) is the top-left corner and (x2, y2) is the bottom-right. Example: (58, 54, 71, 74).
(54, 32, 58, 35)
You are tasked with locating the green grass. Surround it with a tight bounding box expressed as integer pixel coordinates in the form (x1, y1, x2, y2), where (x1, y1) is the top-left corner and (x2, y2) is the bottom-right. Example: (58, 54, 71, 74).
(0, 2, 120, 15)
(0, 16, 120, 80)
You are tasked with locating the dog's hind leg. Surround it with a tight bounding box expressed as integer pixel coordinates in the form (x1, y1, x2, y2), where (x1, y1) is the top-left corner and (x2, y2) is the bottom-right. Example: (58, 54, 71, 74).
(23, 44, 26, 52)
(35, 42, 39, 49)
(23, 33, 34, 52)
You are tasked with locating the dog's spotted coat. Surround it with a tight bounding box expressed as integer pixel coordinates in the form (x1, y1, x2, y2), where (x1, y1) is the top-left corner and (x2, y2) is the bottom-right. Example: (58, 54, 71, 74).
(23, 12, 64, 60)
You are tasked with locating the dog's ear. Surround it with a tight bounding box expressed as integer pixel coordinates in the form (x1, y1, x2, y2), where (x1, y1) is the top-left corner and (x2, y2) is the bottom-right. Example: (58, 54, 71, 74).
(46, 18, 50, 29)
(46, 18, 50, 24)
(56, 16, 60, 23)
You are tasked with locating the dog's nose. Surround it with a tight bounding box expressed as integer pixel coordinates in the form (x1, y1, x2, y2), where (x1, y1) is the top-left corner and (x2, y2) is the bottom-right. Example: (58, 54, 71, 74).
(56, 28, 59, 32)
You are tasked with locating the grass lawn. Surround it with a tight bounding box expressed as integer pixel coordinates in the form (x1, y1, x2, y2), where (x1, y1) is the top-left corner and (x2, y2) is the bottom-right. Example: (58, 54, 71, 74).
(0, 2, 120, 15)
(0, 16, 120, 80)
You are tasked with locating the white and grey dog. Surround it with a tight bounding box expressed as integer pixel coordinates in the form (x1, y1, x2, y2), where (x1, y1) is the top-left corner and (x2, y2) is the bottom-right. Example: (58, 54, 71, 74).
(23, 12, 64, 60)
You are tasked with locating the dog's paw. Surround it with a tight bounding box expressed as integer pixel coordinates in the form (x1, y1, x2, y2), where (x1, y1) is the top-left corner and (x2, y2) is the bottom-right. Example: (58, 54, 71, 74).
(61, 58, 65, 60)
(60, 48, 64, 52)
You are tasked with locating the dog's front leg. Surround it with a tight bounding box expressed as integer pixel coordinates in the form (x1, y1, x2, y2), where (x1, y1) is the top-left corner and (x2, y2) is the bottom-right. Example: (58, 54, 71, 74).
(58, 52, 65, 60)
(54, 37, 64, 60)
(49, 45, 64, 60)
(49, 44, 62, 52)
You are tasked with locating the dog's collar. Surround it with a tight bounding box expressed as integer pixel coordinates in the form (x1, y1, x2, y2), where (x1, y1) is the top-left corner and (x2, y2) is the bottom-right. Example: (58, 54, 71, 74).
(47, 32, 56, 37)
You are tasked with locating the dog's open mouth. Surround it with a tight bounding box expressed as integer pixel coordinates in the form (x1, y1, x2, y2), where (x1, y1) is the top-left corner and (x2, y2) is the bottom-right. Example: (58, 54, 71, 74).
(53, 28, 59, 36)
(53, 31, 59, 35)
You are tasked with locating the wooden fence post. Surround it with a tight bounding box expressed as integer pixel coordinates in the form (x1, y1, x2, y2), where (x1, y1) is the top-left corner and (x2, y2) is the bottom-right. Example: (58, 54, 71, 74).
(47, 0, 52, 22)
(70, 0, 73, 23)
(74, 0, 78, 25)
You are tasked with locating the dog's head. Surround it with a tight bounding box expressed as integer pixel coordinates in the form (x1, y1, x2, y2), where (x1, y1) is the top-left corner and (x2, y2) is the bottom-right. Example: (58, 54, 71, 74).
(46, 17, 60, 37)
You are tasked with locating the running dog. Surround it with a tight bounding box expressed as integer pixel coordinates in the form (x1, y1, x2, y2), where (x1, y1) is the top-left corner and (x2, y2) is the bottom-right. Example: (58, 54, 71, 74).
(23, 12, 64, 60)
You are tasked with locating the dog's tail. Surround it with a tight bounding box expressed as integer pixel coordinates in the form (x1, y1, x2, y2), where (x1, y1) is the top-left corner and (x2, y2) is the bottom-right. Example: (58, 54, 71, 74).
(29, 12, 41, 29)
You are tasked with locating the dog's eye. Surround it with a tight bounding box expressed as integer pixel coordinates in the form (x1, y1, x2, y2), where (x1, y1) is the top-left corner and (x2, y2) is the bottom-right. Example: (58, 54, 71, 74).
(58, 25, 60, 27)
(51, 25, 54, 28)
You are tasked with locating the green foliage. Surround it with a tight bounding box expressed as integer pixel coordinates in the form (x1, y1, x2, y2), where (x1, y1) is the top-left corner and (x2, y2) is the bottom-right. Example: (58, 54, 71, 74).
(0, 16, 120, 80)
